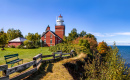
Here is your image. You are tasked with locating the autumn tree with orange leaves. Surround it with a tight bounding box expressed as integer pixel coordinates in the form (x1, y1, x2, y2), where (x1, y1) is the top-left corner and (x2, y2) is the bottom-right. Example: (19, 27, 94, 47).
(97, 41, 109, 54)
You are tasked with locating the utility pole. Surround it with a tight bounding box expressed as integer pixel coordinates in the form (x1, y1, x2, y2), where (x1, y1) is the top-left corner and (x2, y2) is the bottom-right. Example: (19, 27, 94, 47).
(40, 39, 42, 52)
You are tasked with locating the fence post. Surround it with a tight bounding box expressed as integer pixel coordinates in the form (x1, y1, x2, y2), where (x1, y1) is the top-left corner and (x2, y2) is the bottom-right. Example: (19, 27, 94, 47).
(60, 53, 62, 58)
(70, 50, 75, 57)
(52, 53, 55, 61)
(0, 65, 9, 80)
(33, 57, 37, 68)
(33, 53, 42, 68)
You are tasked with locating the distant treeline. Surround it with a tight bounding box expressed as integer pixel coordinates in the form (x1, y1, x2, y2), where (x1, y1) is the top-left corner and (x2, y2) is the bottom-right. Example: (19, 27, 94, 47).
(0, 28, 41, 49)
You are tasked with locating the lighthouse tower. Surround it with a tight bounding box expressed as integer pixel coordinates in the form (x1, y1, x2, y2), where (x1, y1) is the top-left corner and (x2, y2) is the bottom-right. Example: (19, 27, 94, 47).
(55, 14, 65, 39)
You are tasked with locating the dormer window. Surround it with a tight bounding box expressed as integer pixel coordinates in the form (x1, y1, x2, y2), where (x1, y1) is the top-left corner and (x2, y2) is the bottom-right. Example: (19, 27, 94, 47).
(50, 34, 52, 38)
(44, 35, 46, 38)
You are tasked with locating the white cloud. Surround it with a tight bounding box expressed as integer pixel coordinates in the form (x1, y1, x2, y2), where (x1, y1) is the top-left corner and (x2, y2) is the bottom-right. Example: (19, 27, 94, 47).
(89, 32, 130, 45)
(91, 33, 105, 37)
(89, 32, 115, 37)
(105, 33, 115, 37)
(115, 32, 130, 35)
(90, 32, 130, 37)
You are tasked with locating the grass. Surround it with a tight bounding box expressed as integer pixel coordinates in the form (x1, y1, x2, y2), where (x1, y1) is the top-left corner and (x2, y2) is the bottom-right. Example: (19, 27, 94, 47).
(0, 47, 52, 65)
(0, 47, 52, 78)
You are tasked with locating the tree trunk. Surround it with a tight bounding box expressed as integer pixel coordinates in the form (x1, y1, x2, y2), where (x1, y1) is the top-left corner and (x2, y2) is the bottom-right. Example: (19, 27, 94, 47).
(1, 45, 5, 50)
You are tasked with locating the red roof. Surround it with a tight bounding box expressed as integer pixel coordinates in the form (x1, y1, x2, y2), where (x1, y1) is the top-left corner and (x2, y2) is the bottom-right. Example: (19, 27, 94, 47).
(58, 14, 62, 17)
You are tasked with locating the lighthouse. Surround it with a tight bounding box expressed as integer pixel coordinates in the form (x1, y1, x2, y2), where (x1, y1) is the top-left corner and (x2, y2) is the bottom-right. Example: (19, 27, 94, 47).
(55, 14, 65, 39)
(56, 14, 64, 25)
(41, 14, 66, 47)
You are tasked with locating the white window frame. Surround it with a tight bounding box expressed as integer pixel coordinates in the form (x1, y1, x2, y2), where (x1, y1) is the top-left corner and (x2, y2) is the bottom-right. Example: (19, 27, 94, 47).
(44, 40, 46, 44)
(58, 40, 60, 43)
(50, 34, 52, 38)
(50, 39, 52, 44)
(44, 35, 46, 38)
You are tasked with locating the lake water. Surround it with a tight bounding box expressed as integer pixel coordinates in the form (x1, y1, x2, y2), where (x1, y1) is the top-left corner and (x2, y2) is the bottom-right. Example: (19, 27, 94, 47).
(116, 46, 130, 64)
(115, 46, 130, 68)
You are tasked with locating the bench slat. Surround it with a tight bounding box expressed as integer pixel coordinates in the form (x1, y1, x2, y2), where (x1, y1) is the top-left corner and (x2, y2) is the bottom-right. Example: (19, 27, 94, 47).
(4, 54, 18, 59)
(7, 59, 23, 64)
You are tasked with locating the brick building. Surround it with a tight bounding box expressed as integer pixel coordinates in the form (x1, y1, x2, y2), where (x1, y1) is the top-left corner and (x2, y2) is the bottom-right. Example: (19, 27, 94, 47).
(41, 14, 65, 46)
(8, 37, 27, 47)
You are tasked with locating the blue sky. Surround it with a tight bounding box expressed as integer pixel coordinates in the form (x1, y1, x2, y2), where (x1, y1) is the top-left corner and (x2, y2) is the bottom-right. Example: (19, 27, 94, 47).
(0, 0, 130, 45)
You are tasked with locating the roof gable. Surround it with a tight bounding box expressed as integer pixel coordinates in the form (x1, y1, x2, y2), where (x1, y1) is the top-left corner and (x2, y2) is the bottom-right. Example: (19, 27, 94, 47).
(9, 37, 27, 42)
(42, 30, 62, 40)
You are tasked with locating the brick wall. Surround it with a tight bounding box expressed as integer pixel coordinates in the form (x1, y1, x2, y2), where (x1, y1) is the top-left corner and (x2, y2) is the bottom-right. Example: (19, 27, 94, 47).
(8, 42, 22, 47)
(41, 31, 56, 47)
(55, 25, 65, 39)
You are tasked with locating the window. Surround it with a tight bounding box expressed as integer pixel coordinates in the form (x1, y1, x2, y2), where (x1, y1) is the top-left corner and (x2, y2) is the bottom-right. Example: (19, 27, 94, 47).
(50, 34, 52, 38)
(50, 40, 52, 44)
(50, 45, 52, 46)
(58, 40, 60, 43)
(44, 35, 46, 38)
(44, 40, 46, 44)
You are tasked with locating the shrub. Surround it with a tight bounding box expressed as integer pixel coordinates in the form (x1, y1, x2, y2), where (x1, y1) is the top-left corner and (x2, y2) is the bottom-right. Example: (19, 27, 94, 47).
(23, 40, 33, 49)
(10, 45, 15, 48)
(4, 44, 9, 48)
(79, 39, 90, 49)
(72, 36, 97, 50)
(83, 44, 130, 80)
(49, 43, 91, 56)
(16, 45, 23, 49)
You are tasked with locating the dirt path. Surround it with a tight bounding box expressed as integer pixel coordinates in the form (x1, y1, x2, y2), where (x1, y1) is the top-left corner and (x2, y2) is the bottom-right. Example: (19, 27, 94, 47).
(26, 53, 86, 80)
(42, 61, 74, 80)
(41, 53, 86, 80)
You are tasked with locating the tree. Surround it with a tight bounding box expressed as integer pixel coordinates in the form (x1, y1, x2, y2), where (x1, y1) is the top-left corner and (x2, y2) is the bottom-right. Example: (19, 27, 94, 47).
(85, 33, 97, 41)
(67, 28, 78, 41)
(34, 33, 41, 41)
(25, 33, 35, 42)
(63, 36, 68, 43)
(79, 39, 90, 49)
(97, 41, 109, 54)
(0, 29, 7, 50)
(25, 32, 41, 46)
(7, 28, 23, 41)
(23, 40, 33, 49)
(79, 30, 86, 37)
(34, 33, 41, 46)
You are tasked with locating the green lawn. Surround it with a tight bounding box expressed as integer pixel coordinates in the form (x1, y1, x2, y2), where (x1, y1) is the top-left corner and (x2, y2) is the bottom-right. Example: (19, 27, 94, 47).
(0, 47, 52, 65)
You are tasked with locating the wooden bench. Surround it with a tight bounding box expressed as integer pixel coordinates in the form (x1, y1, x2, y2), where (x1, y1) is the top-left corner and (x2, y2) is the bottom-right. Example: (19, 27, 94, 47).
(4, 53, 23, 67)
